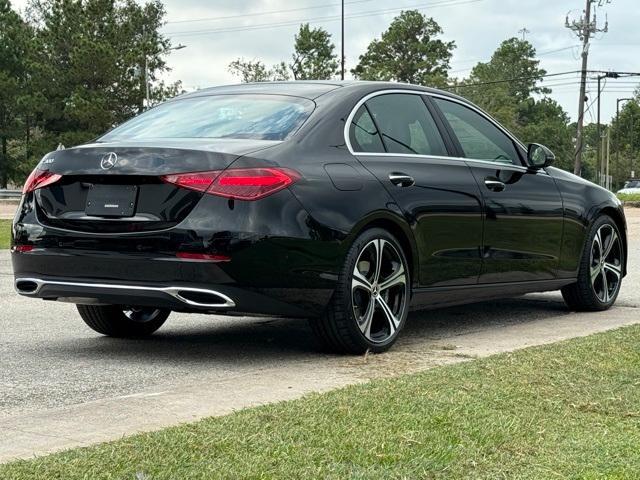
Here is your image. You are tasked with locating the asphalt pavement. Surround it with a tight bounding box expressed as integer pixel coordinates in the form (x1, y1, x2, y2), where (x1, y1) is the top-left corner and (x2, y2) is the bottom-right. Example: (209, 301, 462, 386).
(1, 208, 639, 462)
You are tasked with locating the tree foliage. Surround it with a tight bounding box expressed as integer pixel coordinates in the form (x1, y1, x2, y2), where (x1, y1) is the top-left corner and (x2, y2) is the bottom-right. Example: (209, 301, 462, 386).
(0, 0, 32, 187)
(229, 23, 337, 83)
(0, 0, 180, 187)
(468, 38, 549, 104)
(457, 38, 574, 174)
(609, 95, 640, 185)
(228, 58, 290, 83)
(290, 23, 338, 80)
(351, 10, 454, 87)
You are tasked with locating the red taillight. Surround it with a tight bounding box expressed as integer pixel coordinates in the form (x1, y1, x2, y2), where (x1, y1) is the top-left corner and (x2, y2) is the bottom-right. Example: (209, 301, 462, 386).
(161, 167, 300, 201)
(176, 252, 231, 262)
(23, 169, 62, 194)
(11, 245, 34, 253)
(160, 171, 221, 193)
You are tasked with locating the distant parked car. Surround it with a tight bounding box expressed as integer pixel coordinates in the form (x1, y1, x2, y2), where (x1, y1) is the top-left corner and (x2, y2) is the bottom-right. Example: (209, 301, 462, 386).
(11, 81, 628, 354)
(617, 179, 640, 195)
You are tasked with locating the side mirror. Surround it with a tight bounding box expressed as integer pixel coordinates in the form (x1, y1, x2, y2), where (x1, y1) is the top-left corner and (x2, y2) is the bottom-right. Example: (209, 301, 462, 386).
(527, 143, 555, 170)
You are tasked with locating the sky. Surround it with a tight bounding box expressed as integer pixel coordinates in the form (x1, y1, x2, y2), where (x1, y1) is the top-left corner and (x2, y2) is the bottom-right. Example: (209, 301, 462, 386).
(11, 0, 640, 123)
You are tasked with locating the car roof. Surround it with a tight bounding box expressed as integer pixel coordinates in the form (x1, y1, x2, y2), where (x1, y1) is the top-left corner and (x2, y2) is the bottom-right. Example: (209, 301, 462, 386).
(177, 80, 463, 101)
(179, 81, 349, 100)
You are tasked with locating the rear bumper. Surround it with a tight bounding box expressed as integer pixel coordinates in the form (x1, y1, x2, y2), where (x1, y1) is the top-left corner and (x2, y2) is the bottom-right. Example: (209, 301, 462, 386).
(13, 273, 316, 317)
(11, 187, 346, 317)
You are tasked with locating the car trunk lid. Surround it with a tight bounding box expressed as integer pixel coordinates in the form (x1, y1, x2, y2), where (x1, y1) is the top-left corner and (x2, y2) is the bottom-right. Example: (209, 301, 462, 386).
(34, 139, 279, 233)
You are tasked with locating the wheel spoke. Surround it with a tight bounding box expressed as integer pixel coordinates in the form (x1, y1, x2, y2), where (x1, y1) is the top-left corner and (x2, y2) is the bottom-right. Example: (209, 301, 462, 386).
(357, 296, 375, 339)
(590, 264, 602, 284)
(603, 229, 619, 260)
(373, 239, 384, 284)
(376, 295, 399, 335)
(604, 261, 621, 279)
(352, 269, 373, 293)
(600, 269, 609, 302)
(594, 228, 603, 253)
(379, 265, 406, 293)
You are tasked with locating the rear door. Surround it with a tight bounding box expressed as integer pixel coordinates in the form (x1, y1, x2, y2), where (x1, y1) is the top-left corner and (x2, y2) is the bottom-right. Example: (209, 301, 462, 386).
(431, 96, 564, 283)
(348, 91, 484, 287)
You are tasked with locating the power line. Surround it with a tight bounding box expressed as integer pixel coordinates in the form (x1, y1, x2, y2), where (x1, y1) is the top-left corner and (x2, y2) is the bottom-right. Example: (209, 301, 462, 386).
(445, 69, 639, 90)
(165, 0, 374, 25)
(445, 70, 583, 89)
(449, 44, 580, 75)
(165, 0, 483, 37)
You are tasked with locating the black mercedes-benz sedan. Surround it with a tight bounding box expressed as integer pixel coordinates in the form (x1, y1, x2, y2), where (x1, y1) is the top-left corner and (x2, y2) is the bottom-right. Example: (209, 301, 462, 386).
(12, 81, 627, 354)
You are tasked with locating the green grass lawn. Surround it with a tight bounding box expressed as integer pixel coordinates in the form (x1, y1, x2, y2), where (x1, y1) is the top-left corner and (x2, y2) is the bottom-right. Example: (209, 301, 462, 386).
(618, 193, 640, 202)
(0, 219, 11, 249)
(2, 326, 640, 479)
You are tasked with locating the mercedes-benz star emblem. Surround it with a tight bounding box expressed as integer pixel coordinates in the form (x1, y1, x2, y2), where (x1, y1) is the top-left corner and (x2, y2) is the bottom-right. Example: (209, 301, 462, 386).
(100, 152, 118, 170)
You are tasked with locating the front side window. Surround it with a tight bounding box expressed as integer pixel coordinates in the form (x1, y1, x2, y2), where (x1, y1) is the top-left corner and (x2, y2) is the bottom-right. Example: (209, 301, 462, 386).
(364, 93, 448, 156)
(100, 94, 315, 142)
(434, 98, 520, 165)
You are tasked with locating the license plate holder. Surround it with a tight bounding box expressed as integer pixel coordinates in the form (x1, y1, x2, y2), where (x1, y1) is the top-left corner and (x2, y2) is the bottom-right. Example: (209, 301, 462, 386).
(85, 184, 138, 217)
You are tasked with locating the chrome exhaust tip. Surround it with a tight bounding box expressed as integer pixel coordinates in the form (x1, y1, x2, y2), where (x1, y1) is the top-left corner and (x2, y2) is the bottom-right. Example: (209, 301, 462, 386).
(13, 278, 235, 308)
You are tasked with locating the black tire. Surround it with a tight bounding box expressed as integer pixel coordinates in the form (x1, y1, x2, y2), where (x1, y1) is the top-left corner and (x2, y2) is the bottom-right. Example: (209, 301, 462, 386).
(310, 228, 411, 354)
(77, 305, 170, 337)
(561, 215, 624, 312)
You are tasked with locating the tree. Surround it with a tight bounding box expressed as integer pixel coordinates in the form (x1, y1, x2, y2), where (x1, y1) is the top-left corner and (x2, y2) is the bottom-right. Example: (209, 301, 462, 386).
(27, 0, 181, 149)
(456, 38, 574, 175)
(0, 0, 32, 187)
(519, 98, 574, 173)
(351, 10, 454, 87)
(290, 23, 338, 80)
(467, 38, 549, 105)
(228, 58, 290, 82)
(609, 97, 640, 185)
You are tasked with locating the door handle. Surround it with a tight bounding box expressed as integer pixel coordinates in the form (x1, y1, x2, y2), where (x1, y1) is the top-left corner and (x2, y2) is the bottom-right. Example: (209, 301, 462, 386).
(484, 178, 505, 192)
(388, 172, 415, 187)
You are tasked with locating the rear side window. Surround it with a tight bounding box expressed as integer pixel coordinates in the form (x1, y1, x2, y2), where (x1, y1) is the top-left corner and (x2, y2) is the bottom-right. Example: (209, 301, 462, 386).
(364, 93, 447, 156)
(433, 98, 520, 165)
(349, 106, 385, 153)
(100, 94, 315, 142)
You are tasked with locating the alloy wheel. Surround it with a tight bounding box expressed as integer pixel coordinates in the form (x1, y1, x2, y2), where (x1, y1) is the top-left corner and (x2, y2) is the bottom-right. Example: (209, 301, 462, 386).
(351, 239, 408, 343)
(123, 307, 163, 323)
(590, 224, 622, 303)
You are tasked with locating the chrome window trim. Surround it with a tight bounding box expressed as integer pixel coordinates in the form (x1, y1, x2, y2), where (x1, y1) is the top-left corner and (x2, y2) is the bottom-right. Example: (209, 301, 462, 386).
(343, 88, 528, 166)
(351, 151, 530, 172)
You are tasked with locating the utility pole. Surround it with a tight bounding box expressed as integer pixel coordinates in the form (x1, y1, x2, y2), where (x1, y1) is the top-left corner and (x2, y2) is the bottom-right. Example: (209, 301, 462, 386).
(341, 0, 345, 80)
(596, 72, 618, 181)
(518, 27, 530, 41)
(566, 0, 609, 176)
(606, 129, 611, 190)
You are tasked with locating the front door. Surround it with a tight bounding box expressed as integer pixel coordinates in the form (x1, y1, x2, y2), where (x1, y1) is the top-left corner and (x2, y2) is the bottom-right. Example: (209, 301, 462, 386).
(348, 92, 484, 287)
(432, 96, 564, 283)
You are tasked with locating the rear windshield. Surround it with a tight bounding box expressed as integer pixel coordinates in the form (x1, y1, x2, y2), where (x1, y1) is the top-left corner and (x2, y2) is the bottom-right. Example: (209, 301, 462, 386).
(99, 94, 315, 142)
(624, 180, 640, 188)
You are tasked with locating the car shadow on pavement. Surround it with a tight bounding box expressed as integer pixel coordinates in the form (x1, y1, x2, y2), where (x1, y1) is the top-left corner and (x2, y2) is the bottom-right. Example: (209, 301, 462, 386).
(48, 294, 571, 365)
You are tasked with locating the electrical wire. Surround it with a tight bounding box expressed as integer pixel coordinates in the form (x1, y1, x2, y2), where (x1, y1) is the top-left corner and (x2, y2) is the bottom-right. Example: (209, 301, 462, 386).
(165, 0, 375, 25)
(445, 70, 582, 89)
(449, 44, 580, 75)
(165, 0, 483, 37)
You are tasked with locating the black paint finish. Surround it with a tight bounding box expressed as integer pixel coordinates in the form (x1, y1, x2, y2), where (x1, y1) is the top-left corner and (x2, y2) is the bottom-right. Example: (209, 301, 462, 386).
(12, 81, 627, 318)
